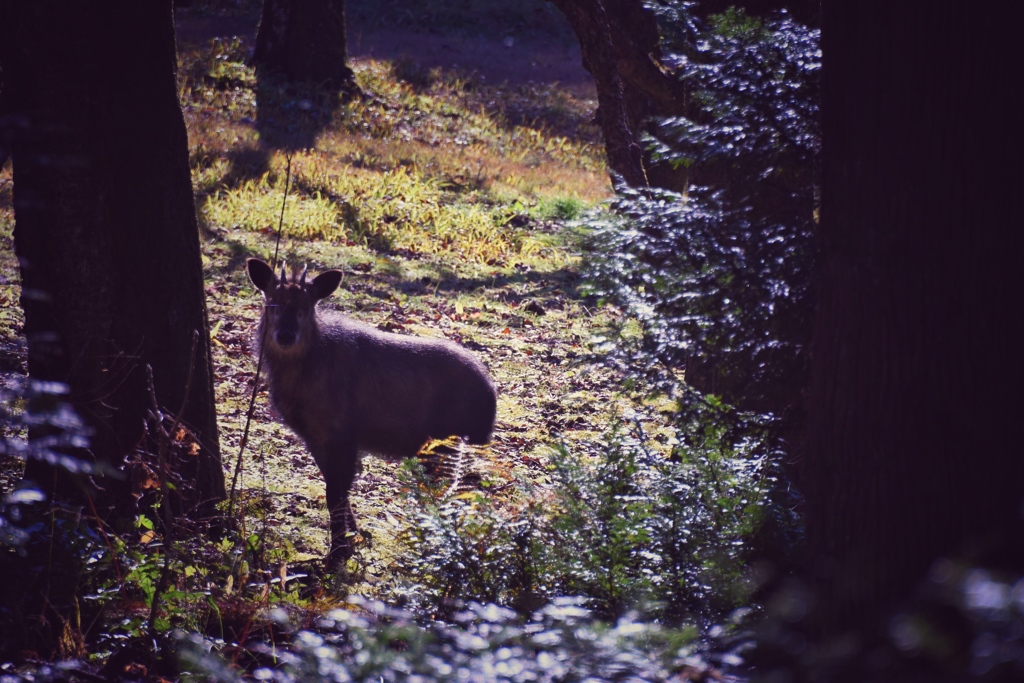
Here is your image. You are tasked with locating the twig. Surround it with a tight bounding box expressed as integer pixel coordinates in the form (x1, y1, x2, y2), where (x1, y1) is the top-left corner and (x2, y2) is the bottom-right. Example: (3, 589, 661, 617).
(228, 154, 292, 517)
(146, 332, 199, 639)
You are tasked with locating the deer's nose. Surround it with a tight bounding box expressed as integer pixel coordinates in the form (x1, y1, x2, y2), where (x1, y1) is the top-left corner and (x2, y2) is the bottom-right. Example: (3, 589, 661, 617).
(276, 330, 297, 346)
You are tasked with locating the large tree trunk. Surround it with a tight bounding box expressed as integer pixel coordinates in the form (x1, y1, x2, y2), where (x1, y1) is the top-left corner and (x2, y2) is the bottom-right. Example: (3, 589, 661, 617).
(254, 0, 356, 89)
(548, 0, 688, 189)
(0, 1, 224, 518)
(804, 0, 1024, 638)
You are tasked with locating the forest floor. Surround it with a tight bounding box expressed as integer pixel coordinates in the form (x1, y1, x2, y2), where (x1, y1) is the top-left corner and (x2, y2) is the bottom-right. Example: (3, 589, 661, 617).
(0, 0, 676, 602)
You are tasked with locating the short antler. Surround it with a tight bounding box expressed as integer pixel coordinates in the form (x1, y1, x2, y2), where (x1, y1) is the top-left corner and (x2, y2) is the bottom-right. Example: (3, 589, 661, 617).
(280, 263, 288, 283)
(299, 264, 308, 286)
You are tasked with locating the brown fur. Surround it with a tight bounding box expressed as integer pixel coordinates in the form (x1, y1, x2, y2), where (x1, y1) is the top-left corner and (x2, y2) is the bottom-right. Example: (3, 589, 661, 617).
(246, 258, 497, 566)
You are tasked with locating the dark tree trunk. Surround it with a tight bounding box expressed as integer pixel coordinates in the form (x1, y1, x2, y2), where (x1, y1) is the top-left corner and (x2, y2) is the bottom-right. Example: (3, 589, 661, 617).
(254, 0, 356, 89)
(0, 2, 224, 517)
(804, 0, 1024, 637)
(548, 0, 688, 189)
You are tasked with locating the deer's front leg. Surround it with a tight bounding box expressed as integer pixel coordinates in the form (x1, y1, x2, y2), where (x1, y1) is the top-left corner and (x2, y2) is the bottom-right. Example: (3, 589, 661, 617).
(318, 441, 360, 570)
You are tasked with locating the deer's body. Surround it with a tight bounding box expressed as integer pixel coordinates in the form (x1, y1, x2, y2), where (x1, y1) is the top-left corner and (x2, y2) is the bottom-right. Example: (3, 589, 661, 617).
(247, 259, 496, 565)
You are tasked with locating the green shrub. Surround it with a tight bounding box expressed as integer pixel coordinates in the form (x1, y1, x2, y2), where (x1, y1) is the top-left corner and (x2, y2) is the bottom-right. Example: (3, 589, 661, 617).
(583, 8, 820, 422)
(392, 415, 778, 629)
(392, 459, 546, 617)
(536, 195, 587, 221)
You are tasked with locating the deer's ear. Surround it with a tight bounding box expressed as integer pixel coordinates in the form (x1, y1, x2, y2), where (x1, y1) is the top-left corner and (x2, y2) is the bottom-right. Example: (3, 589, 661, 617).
(247, 258, 277, 293)
(311, 270, 343, 301)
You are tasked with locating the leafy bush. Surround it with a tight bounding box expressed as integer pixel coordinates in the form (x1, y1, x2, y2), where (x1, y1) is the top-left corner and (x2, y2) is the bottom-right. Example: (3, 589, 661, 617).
(569, 12, 818, 617)
(0, 378, 102, 659)
(0, 375, 274, 664)
(583, 7, 820, 421)
(393, 417, 782, 630)
(0, 377, 95, 550)
(387, 9, 817, 645)
(392, 458, 546, 618)
(542, 423, 775, 626)
(0, 378, 94, 476)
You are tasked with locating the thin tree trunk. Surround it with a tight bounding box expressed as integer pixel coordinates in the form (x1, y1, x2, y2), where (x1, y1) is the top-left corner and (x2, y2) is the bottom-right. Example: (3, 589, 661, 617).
(549, 0, 688, 189)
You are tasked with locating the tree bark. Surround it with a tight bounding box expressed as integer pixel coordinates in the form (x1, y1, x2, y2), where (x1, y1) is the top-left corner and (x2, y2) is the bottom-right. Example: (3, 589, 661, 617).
(804, 0, 1024, 636)
(0, 1, 224, 517)
(548, 0, 689, 189)
(254, 0, 356, 89)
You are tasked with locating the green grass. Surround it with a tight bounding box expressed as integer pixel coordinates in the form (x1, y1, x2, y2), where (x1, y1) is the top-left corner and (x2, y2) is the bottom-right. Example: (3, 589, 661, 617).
(177, 34, 687, 586)
(0, 27, 676, 605)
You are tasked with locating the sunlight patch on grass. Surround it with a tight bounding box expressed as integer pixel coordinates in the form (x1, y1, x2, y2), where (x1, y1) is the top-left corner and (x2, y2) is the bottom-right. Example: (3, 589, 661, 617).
(203, 174, 341, 239)
(181, 43, 611, 250)
(202, 152, 572, 265)
(174, 34, 656, 575)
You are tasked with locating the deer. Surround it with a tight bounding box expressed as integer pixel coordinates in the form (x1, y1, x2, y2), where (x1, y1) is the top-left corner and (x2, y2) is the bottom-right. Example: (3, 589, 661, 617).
(246, 258, 497, 567)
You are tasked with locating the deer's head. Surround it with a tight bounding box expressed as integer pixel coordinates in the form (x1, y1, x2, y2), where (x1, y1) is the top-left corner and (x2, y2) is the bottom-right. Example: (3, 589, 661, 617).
(247, 258, 342, 351)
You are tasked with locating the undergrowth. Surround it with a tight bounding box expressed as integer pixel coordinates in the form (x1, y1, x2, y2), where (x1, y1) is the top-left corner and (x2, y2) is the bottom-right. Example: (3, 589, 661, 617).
(0, 3, 786, 680)
(394, 419, 775, 629)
